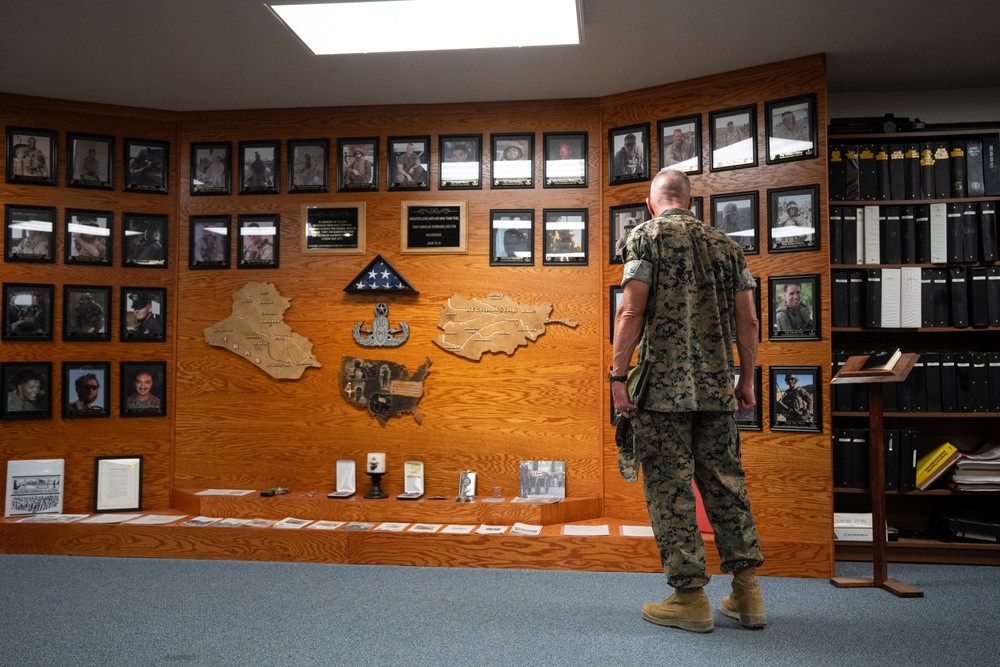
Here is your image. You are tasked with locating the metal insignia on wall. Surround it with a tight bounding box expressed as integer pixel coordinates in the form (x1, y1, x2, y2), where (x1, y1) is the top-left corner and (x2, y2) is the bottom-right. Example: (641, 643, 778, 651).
(353, 302, 409, 347)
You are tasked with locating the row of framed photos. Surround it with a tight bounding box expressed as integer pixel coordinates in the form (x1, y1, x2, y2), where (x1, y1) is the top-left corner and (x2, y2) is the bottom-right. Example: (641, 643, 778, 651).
(1, 361, 166, 420)
(2, 283, 165, 342)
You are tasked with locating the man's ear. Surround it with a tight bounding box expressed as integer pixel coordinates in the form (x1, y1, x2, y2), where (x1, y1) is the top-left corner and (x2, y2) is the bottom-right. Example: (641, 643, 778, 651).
(646, 197, 655, 217)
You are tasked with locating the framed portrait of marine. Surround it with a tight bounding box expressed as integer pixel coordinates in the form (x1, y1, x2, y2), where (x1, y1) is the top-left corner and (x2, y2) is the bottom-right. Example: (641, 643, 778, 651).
(768, 184, 819, 253)
(439, 134, 482, 190)
(768, 274, 820, 341)
(4, 204, 56, 264)
(1, 362, 52, 420)
(337, 137, 378, 193)
(608, 123, 650, 186)
(609, 203, 649, 264)
(122, 213, 168, 268)
(770, 365, 821, 433)
(237, 214, 280, 268)
(542, 132, 587, 188)
(66, 132, 113, 189)
(2, 283, 54, 342)
(710, 191, 758, 254)
(188, 215, 230, 269)
(5, 127, 56, 186)
(120, 287, 166, 342)
(765, 93, 817, 164)
(733, 365, 762, 431)
(657, 115, 701, 174)
(63, 285, 111, 342)
(120, 361, 167, 418)
(388, 136, 430, 191)
(190, 141, 231, 195)
(238, 140, 279, 194)
(543, 209, 588, 266)
(491, 133, 533, 188)
(709, 105, 757, 172)
(123, 138, 168, 194)
(489, 209, 534, 266)
(65, 209, 112, 266)
(62, 362, 111, 419)
(287, 138, 329, 193)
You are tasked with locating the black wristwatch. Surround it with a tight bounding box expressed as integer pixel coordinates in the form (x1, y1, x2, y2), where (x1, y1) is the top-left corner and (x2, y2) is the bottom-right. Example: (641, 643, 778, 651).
(608, 370, 628, 383)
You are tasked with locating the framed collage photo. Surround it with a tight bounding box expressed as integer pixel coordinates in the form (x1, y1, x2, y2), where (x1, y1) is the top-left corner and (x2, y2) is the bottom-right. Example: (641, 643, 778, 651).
(768, 184, 819, 253)
(734, 365, 763, 430)
(120, 361, 166, 417)
(543, 132, 587, 188)
(765, 93, 817, 164)
(67, 132, 114, 189)
(63, 285, 111, 342)
(770, 366, 821, 433)
(491, 133, 533, 188)
(302, 203, 365, 255)
(5, 204, 56, 263)
(609, 286, 623, 343)
(189, 215, 230, 269)
(287, 138, 329, 193)
(490, 209, 534, 266)
(337, 137, 379, 193)
(238, 140, 279, 194)
(124, 138, 168, 194)
(94, 456, 144, 512)
(120, 287, 166, 342)
(709, 105, 757, 172)
(122, 213, 168, 268)
(710, 191, 758, 254)
(190, 141, 231, 195)
(65, 209, 112, 266)
(1, 362, 52, 420)
(62, 362, 111, 419)
(609, 203, 650, 264)
(768, 274, 820, 341)
(388, 136, 430, 191)
(400, 201, 467, 254)
(6, 127, 57, 186)
(658, 115, 701, 174)
(608, 123, 650, 185)
(439, 134, 482, 190)
(2, 283, 54, 342)
(543, 209, 588, 266)
(237, 214, 279, 268)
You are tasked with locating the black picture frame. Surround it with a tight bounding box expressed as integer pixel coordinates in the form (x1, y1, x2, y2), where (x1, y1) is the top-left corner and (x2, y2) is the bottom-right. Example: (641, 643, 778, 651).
(768, 184, 820, 253)
(5, 127, 57, 186)
(490, 133, 534, 188)
(337, 137, 379, 192)
(770, 365, 821, 433)
(388, 136, 431, 191)
(710, 191, 758, 254)
(765, 93, 818, 164)
(489, 209, 534, 266)
(608, 123, 650, 185)
(66, 132, 114, 189)
(123, 137, 168, 194)
(4, 204, 56, 263)
(609, 202, 650, 264)
(400, 202, 467, 254)
(439, 134, 482, 190)
(190, 141, 231, 195)
(63, 285, 111, 342)
(657, 115, 701, 174)
(709, 105, 757, 172)
(542, 132, 587, 188)
(1, 361, 52, 420)
(2, 283, 54, 342)
(691, 196, 704, 222)
(287, 138, 329, 193)
(237, 214, 279, 268)
(62, 361, 111, 419)
(120, 287, 166, 342)
(542, 208, 588, 266)
(189, 215, 231, 269)
(238, 140, 280, 194)
(122, 213, 168, 268)
(609, 285, 623, 344)
(734, 365, 763, 431)
(93, 456, 143, 512)
(65, 209, 113, 266)
(768, 274, 820, 341)
(120, 361, 166, 417)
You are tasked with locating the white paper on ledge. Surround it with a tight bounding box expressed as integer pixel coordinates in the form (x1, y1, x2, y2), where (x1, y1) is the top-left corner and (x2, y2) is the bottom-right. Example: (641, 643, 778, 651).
(561, 524, 610, 536)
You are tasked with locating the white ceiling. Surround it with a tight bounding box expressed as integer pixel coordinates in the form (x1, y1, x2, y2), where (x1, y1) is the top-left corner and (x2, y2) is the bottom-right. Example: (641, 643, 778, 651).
(2, 0, 999, 112)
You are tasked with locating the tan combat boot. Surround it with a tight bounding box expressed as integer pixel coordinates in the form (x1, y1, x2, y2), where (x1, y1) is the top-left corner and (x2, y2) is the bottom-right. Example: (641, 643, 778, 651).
(720, 568, 767, 628)
(641, 587, 714, 633)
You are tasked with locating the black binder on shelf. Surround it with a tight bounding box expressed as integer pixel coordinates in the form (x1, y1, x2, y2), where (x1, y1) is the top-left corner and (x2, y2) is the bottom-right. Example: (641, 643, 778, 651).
(961, 202, 979, 263)
(833, 351, 852, 410)
(932, 267, 950, 327)
(899, 430, 918, 492)
(987, 265, 1000, 327)
(843, 207, 859, 264)
(966, 139, 986, 197)
(900, 205, 916, 264)
(923, 353, 943, 413)
(949, 141, 967, 198)
(955, 352, 973, 412)
(970, 352, 989, 412)
(968, 266, 989, 328)
(984, 136, 1000, 196)
(904, 143, 921, 200)
(865, 268, 882, 328)
(908, 357, 926, 413)
(833, 428, 853, 487)
(848, 269, 866, 327)
(888, 144, 906, 201)
(933, 141, 950, 199)
(949, 266, 969, 328)
(919, 142, 936, 199)
(946, 202, 963, 264)
(832, 271, 850, 327)
(850, 428, 870, 489)
(940, 353, 958, 413)
(829, 143, 846, 201)
(988, 351, 1000, 413)
(920, 268, 935, 328)
(858, 144, 877, 201)
(914, 204, 931, 263)
(845, 145, 861, 201)
(830, 205, 843, 265)
(875, 143, 891, 200)
(884, 429, 901, 491)
(880, 205, 901, 264)
(980, 201, 998, 262)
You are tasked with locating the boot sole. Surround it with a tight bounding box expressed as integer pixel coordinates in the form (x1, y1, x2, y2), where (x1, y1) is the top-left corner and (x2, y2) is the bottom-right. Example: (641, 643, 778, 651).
(641, 610, 714, 633)
(720, 605, 767, 629)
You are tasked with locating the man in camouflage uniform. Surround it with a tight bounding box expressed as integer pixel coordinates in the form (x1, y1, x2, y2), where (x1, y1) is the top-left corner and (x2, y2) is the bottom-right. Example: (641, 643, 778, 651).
(612, 168, 765, 633)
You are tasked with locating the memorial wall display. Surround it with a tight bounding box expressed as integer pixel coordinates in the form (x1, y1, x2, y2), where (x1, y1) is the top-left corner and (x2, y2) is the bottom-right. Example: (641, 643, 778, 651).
(339, 356, 431, 426)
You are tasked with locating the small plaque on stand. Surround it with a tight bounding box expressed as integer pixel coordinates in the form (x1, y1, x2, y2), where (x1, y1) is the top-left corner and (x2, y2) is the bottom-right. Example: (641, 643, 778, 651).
(327, 459, 356, 498)
(397, 460, 424, 500)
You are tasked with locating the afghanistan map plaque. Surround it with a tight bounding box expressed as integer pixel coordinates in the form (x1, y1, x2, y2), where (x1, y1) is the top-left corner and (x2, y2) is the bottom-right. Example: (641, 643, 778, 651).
(340, 356, 431, 425)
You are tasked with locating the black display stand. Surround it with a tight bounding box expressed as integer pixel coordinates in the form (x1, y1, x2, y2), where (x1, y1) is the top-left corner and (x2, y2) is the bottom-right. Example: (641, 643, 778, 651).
(363, 472, 388, 499)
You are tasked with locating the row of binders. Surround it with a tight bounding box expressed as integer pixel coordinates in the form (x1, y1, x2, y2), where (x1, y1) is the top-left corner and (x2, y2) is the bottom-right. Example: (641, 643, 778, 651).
(832, 350, 1000, 413)
(832, 428, 918, 491)
(829, 202, 998, 266)
(829, 137, 1000, 201)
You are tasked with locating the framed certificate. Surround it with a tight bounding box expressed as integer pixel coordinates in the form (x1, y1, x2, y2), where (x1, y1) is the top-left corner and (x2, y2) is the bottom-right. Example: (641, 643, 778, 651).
(302, 203, 365, 255)
(93, 456, 143, 512)
(400, 201, 467, 254)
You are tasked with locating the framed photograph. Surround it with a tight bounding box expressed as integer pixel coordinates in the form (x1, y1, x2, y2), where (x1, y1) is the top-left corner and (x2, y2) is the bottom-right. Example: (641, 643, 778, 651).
(94, 456, 143, 512)
(63, 285, 111, 342)
(770, 366, 821, 433)
(122, 213, 168, 268)
(765, 93, 817, 164)
(439, 134, 482, 190)
(543, 208, 588, 266)
(287, 138, 329, 193)
(302, 203, 365, 255)
(491, 133, 533, 188)
(1, 362, 52, 420)
(67, 132, 113, 189)
(609, 286, 623, 344)
(489, 209, 534, 266)
(768, 184, 819, 253)
(188, 215, 230, 269)
(6, 127, 56, 185)
(709, 105, 757, 172)
(542, 131, 587, 188)
(768, 274, 820, 341)
(608, 123, 650, 185)
(691, 196, 704, 222)
(120, 361, 166, 417)
(337, 137, 378, 192)
(238, 140, 279, 194)
(190, 141, 231, 195)
(609, 203, 650, 264)
(710, 191, 758, 254)
(2, 283, 54, 341)
(120, 287, 166, 342)
(734, 365, 763, 431)
(388, 136, 431, 191)
(657, 115, 701, 174)
(62, 362, 111, 418)
(124, 138, 168, 194)
(400, 201, 467, 254)
(237, 214, 279, 268)
(65, 209, 112, 266)
(4, 204, 55, 263)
